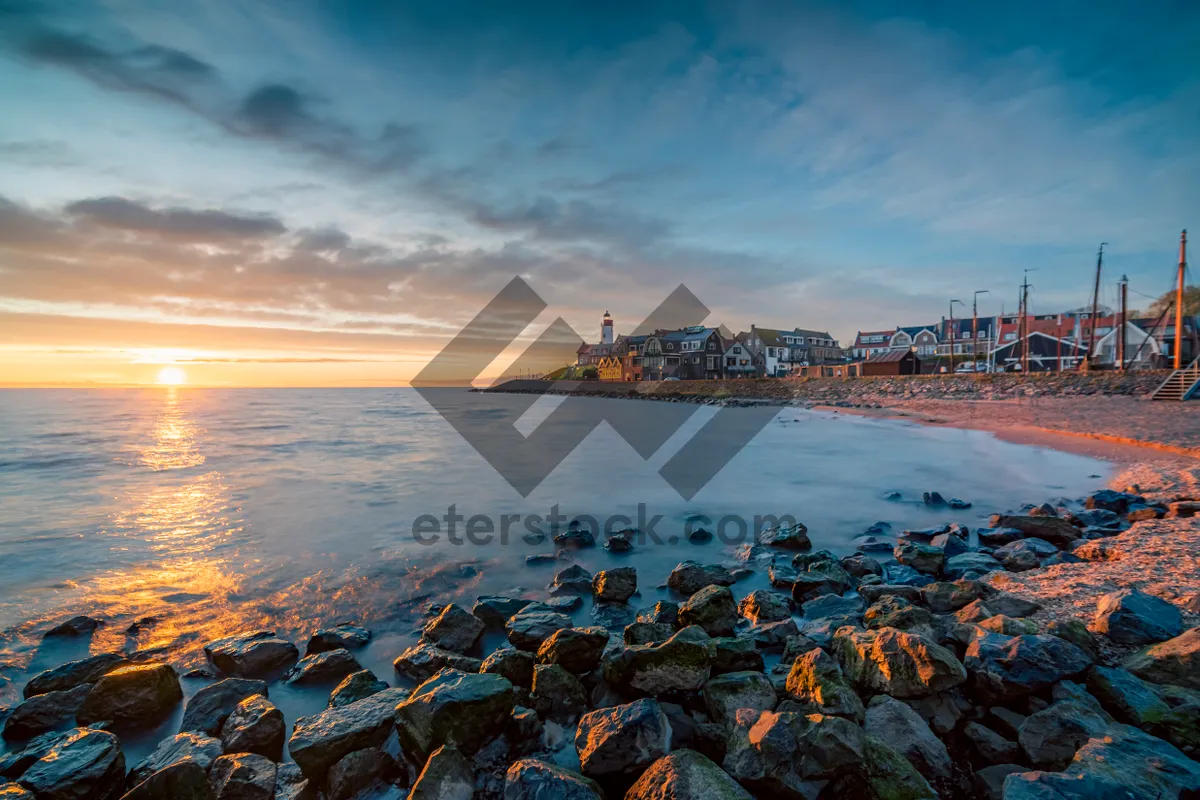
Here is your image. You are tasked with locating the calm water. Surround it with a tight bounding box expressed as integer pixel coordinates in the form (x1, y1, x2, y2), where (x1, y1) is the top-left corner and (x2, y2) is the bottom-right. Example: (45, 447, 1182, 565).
(0, 388, 1110, 759)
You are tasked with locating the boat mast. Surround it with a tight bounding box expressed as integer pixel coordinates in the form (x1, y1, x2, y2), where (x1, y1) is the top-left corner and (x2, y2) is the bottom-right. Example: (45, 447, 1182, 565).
(1089, 243, 1106, 354)
(1176, 230, 1187, 369)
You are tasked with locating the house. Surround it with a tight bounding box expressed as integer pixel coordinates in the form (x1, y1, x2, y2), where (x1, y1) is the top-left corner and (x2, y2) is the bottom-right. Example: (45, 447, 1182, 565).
(938, 317, 996, 364)
(990, 332, 1088, 372)
(862, 349, 920, 376)
(620, 334, 646, 381)
(596, 354, 623, 381)
(783, 328, 842, 368)
(739, 326, 791, 377)
(674, 327, 726, 380)
(641, 330, 687, 380)
(722, 338, 758, 378)
(853, 330, 894, 360)
(891, 326, 939, 357)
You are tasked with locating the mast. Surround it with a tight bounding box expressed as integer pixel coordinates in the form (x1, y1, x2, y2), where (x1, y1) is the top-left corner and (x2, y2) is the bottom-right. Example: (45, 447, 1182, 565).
(1118, 275, 1128, 370)
(1021, 274, 1031, 373)
(1176, 230, 1187, 369)
(1089, 243, 1106, 353)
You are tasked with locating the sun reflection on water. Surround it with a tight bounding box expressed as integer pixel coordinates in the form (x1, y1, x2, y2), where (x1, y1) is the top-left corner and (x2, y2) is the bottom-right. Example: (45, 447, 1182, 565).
(136, 391, 205, 471)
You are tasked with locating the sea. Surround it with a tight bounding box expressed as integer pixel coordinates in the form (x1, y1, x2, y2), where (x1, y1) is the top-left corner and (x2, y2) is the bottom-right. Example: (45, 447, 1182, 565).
(0, 387, 1111, 762)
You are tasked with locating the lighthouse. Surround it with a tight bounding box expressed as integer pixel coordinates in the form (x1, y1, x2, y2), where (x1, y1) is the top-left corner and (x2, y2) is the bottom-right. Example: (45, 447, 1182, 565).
(601, 311, 614, 345)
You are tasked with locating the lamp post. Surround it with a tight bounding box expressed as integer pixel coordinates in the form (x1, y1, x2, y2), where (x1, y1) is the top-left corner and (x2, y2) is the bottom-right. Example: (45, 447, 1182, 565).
(973, 290, 989, 371)
(949, 299, 965, 373)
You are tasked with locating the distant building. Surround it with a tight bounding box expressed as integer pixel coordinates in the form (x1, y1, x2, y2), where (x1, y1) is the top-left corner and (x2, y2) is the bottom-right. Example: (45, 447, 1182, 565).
(862, 349, 920, 376)
(722, 338, 758, 377)
(991, 332, 1088, 372)
(852, 330, 894, 360)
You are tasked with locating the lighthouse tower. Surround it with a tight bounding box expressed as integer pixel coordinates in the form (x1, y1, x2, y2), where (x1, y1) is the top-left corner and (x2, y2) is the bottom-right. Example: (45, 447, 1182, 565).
(601, 311, 614, 345)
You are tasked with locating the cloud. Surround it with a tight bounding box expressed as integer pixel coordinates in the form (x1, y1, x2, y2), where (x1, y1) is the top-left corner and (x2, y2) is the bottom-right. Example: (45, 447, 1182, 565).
(64, 197, 286, 241)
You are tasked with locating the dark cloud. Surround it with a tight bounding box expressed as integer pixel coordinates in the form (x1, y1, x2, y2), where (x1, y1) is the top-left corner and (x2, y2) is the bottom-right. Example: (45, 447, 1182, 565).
(64, 197, 286, 241)
(470, 196, 671, 247)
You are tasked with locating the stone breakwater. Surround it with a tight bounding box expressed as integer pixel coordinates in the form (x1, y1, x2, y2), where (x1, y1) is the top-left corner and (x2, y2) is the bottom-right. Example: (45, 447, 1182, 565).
(2, 475, 1199, 799)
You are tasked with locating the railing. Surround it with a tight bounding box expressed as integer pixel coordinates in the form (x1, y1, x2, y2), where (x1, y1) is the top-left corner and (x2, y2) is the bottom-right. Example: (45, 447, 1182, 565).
(1151, 357, 1200, 400)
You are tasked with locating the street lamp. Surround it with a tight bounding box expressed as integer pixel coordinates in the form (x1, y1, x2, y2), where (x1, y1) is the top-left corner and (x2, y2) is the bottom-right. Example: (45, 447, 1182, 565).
(973, 290, 989, 371)
(949, 299, 965, 373)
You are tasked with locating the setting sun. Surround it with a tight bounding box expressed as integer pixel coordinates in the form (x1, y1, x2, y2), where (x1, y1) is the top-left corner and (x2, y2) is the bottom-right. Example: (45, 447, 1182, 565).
(156, 366, 188, 386)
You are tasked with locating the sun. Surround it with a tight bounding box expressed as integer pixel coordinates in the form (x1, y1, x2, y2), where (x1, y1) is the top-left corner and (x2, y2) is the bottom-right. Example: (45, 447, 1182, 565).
(156, 366, 187, 386)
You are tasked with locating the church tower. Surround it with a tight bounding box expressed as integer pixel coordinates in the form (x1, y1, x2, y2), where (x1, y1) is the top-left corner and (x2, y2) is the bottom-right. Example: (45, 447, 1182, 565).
(601, 311, 614, 344)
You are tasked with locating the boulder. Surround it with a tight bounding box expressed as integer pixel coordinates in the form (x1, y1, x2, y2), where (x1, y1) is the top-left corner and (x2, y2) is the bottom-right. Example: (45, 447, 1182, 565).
(128, 731, 223, 786)
(1123, 626, 1200, 690)
(575, 698, 671, 778)
(409, 744, 473, 800)
(209, 753, 275, 800)
(591, 601, 638, 631)
(1044, 619, 1101, 661)
(270, 762, 311, 800)
(862, 584, 925, 605)
(832, 627, 966, 698)
(737, 590, 791, 624)
(504, 759, 603, 800)
(625, 749, 752, 800)
(864, 596, 932, 631)
(76, 663, 182, 727)
(982, 591, 1042, 618)
(748, 619, 801, 653)
(827, 734, 937, 800)
(220, 695, 285, 761)
(536, 626, 609, 674)
(784, 647, 864, 721)
(1018, 700, 1110, 769)
(712, 636, 765, 674)
(1091, 588, 1183, 645)
(987, 514, 1079, 548)
(704, 671, 777, 726)
(328, 670, 389, 708)
(893, 542, 944, 575)
(993, 540, 1049, 571)
(393, 643, 483, 682)
(16, 728, 124, 800)
(546, 595, 583, 612)
(325, 747, 395, 800)
(678, 585, 738, 637)
(549, 565, 593, 595)
(394, 669, 514, 761)
(942, 552, 1003, 580)
(422, 604, 485, 654)
(759, 522, 811, 550)
(801, 593, 864, 621)
(863, 695, 952, 781)
(554, 525, 596, 549)
(963, 721, 1020, 765)
(977, 527, 1025, 546)
(2, 683, 91, 739)
(471, 596, 532, 628)
(283, 649, 362, 686)
(179, 678, 268, 736)
(964, 633, 1093, 702)
(625, 622, 677, 646)
(122, 759, 215, 800)
(22, 653, 127, 699)
(883, 564, 935, 587)
(530, 664, 588, 721)
(44, 616, 104, 638)
(204, 632, 299, 678)
(930, 532, 970, 557)
(973, 764, 1025, 800)
(287, 687, 407, 779)
(977, 615, 1038, 636)
(480, 648, 535, 688)
(592, 567, 637, 603)
(638, 601, 680, 626)
(667, 562, 735, 596)
(724, 709, 865, 792)
(905, 688, 972, 736)
(602, 626, 716, 696)
(1085, 489, 1142, 513)
(1085, 666, 1168, 725)
(505, 605, 574, 651)
(304, 624, 371, 656)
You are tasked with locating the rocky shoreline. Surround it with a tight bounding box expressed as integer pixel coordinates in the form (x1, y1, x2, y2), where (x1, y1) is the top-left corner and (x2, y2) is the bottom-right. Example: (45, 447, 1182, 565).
(2, 468, 1199, 799)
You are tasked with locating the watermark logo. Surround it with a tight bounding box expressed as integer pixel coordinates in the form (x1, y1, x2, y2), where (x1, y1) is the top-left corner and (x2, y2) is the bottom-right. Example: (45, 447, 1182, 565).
(412, 277, 778, 499)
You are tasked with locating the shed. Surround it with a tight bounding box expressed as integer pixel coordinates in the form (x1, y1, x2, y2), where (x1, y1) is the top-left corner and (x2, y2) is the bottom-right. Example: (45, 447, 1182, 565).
(862, 349, 920, 376)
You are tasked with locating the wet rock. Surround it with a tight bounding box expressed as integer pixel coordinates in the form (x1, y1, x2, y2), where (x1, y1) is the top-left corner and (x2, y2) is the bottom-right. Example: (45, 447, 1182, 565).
(591, 601, 638, 631)
(965, 633, 1093, 702)
(604, 529, 635, 552)
(127, 731, 223, 787)
(44, 616, 104, 638)
(1045, 619, 1101, 661)
(328, 669, 389, 709)
(1091, 588, 1183, 645)
(1086, 665, 1169, 729)
(122, 759, 215, 800)
(549, 565, 593, 595)
(283, 649, 362, 686)
(759, 522, 811, 550)
(987, 515, 1079, 548)
(76, 663, 181, 727)
(983, 591, 1042, 618)
(862, 584, 924, 605)
(978, 615, 1038, 636)
(678, 585, 737, 637)
(536, 626, 608, 674)
(422, 604, 485, 654)
(1068, 508, 1124, 529)
(204, 632, 299, 679)
(525, 553, 556, 565)
(993, 539, 1054, 571)
(841, 553, 883, 578)
(864, 596, 932, 631)
(801, 593, 864, 621)
(1018, 700, 1110, 769)
(220, 694, 285, 761)
(638, 601, 680, 626)
(602, 626, 716, 696)
(546, 595, 582, 612)
(16, 728, 124, 800)
(1085, 488, 1142, 513)
(977, 527, 1024, 546)
(504, 759, 603, 800)
(471, 596, 531, 629)
(748, 619, 801, 653)
(785, 647, 863, 721)
(304, 624, 371, 656)
(554, 525, 596, 549)
(973, 764, 1025, 800)
(325, 747, 394, 800)
(930, 531, 970, 557)
(23, 653, 127, 699)
(393, 643, 482, 683)
(1123, 626, 1200, 690)
(592, 567, 637, 603)
(624, 622, 674, 646)
(530, 664, 588, 721)
(575, 698, 671, 779)
(893, 542, 944, 575)
(923, 491, 946, 507)
(704, 671, 777, 726)
(480, 648, 535, 688)
(864, 695, 952, 781)
(832, 627, 966, 698)
(942, 552, 1003, 580)
(394, 669, 514, 761)
(724, 709, 864, 791)
(409, 744, 473, 800)
(3, 683, 91, 740)
(854, 535, 895, 553)
(953, 600, 992, 624)
(270, 763, 313, 800)
(180, 678, 268, 737)
(287, 687, 407, 779)
(667, 562, 735, 596)
(963, 721, 1020, 765)
(625, 749, 752, 800)
(828, 734, 937, 800)
(712, 636, 765, 674)
(209, 753, 275, 800)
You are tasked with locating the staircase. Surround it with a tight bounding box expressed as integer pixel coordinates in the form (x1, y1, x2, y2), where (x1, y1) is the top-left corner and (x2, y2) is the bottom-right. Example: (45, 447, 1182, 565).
(1151, 357, 1200, 401)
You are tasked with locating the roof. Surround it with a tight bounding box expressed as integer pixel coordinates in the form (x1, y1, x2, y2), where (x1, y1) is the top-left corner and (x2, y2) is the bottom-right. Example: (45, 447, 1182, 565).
(898, 325, 937, 338)
(991, 332, 1088, 358)
(680, 327, 719, 342)
(752, 328, 788, 346)
(792, 328, 835, 341)
(865, 349, 915, 363)
(854, 330, 894, 346)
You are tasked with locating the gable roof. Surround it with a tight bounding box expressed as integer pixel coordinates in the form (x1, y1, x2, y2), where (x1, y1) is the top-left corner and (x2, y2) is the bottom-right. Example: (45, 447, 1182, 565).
(865, 349, 915, 363)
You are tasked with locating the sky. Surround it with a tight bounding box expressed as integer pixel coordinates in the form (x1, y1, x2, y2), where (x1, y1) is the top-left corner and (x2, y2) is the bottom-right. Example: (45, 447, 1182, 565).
(0, 0, 1197, 386)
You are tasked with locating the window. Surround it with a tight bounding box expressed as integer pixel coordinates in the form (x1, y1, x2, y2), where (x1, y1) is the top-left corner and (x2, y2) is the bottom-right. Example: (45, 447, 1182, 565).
(726, 357, 735, 367)
(1004, 332, 1016, 341)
